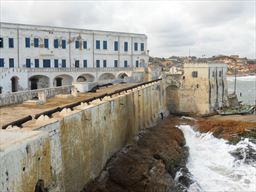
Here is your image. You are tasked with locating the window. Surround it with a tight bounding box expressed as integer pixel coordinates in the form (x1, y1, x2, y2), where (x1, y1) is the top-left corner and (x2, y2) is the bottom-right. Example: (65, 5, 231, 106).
(54, 39, 58, 48)
(83, 60, 87, 68)
(103, 41, 107, 50)
(141, 43, 144, 51)
(192, 71, 198, 78)
(219, 71, 222, 77)
(9, 58, 14, 68)
(103, 60, 107, 68)
(62, 59, 66, 68)
(96, 40, 100, 49)
(75, 41, 80, 49)
(114, 41, 118, 51)
(44, 38, 49, 48)
(43, 59, 51, 68)
(9, 38, 14, 48)
(83, 41, 87, 49)
(35, 59, 39, 68)
(136, 60, 139, 67)
(34, 38, 39, 47)
(124, 60, 128, 67)
(0, 58, 4, 67)
(114, 60, 118, 67)
(25, 38, 30, 48)
(124, 42, 128, 52)
(26, 59, 31, 68)
(54, 59, 58, 68)
(96, 60, 100, 68)
(62, 40, 66, 49)
(134, 42, 138, 51)
(212, 71, 215, 77)
(0, 38, 3, 48)
(75, 60, 79, 68)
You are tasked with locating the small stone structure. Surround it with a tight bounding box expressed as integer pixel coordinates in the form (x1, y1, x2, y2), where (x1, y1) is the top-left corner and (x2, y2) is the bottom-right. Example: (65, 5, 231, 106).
(166, 62, 229, 115)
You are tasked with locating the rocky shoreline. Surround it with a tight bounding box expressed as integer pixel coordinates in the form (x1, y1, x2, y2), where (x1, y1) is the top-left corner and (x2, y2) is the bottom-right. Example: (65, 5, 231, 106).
(82, 117, 192, 192)
(195, 116, 256, 144)
(81, 115, 256, 192)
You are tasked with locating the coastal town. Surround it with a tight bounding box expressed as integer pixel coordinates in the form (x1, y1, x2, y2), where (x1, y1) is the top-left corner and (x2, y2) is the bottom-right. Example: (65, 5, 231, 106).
(0, 1, 255, 192)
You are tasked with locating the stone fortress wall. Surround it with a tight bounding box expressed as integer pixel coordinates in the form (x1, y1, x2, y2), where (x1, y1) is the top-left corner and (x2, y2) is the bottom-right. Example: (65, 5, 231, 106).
(0, 79, 167, 192)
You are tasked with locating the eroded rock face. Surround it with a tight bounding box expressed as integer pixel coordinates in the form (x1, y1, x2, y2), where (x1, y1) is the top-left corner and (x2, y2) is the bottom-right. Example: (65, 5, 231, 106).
(82, 117, 190, 192)
(195, 119, 256, 142)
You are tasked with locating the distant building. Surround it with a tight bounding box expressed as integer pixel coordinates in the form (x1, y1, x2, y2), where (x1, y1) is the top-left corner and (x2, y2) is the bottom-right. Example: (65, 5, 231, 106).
(166, 62, 228, 115)
(0, 22, 149, 94)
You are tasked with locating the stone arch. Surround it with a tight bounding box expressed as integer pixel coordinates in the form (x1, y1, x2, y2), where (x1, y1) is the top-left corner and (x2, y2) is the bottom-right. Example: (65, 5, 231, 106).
(53, 74, 73, 87)
(117, 73, 129, 79)
(77, 73, 95, 82)
(11, 76, 19, 92)
(98, 73, 115, 81)
(29, 75, 50, 90)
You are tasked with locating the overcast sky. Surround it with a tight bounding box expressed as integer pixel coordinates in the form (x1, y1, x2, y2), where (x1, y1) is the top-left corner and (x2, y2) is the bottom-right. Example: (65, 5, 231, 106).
(1, 0, 255, 58)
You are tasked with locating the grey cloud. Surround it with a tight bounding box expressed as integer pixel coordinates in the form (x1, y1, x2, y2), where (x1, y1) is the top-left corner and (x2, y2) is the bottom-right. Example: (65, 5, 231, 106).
(0, 1, 255, 58)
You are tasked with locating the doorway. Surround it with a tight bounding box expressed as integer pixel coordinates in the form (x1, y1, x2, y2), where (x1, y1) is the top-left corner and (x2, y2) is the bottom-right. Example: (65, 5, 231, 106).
(56, 77, 62, 87)
(11, 76, 18, 92)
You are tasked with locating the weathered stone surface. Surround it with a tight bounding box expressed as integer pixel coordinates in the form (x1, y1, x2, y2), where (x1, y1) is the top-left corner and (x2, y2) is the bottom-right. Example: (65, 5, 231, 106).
(82, 117, 190, 192)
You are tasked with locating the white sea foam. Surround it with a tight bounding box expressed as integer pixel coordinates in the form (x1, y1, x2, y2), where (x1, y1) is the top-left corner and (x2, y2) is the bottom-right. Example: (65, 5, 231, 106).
(178, 125, 256, 192)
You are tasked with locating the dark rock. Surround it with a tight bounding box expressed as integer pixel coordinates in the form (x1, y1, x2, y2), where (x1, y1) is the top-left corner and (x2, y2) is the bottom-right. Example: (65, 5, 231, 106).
(82, 117, 192, 192)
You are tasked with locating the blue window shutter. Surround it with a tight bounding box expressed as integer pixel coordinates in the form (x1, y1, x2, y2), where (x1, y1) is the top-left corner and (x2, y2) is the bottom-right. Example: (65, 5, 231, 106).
(75, 41, 80, 49)
(35, 59, 39, 68)
(141, 43, 144, 51)
(134, 42, 138, 51)
(25, 38, 30, 48)
(124, 60, 128, 67)
(0, 58, 4, 67)
(62, 40, 66, 49)
(43, 59, 51, 68)
(84, 60, 87, 67)
(83, 41, 87, 49)
(96, 40, 100, 49)
(114, 41, 118, 51)
(44, 39, 49, 48)
(114, 60, 118, 67)
(62, 59, 66, 68)
(124, 42, 128, 52)
(103, 60, 107, 67)
(54, 39, 58, 48)
(96, 60, 100, 68)
(9, 58, 14, 68)
(103, 41, 107, 50)
(136, 60, 139, 67)
(26, 59, 31, 68)
(34, 38, 39, 47)
(75, 60, 79, 68)
(9, 38, 14, 48)
(54, 59, 58, 68)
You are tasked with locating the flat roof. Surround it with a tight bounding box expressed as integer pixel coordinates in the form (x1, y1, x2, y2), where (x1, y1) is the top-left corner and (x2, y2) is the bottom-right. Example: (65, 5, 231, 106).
(0, 83, 136, 129)
(0, 22, 147, 37)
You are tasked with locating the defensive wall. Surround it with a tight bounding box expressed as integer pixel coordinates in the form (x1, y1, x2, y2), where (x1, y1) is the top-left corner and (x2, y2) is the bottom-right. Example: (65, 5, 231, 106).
(0, 79, 167, 192)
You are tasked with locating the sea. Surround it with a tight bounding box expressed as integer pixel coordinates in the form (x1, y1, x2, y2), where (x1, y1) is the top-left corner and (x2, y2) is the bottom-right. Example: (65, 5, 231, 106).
(227, 75, 256, 105)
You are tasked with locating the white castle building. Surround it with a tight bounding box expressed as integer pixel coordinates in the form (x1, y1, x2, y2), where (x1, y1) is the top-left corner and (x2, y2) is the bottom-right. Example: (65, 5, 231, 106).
(0, 22, 149, 94)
